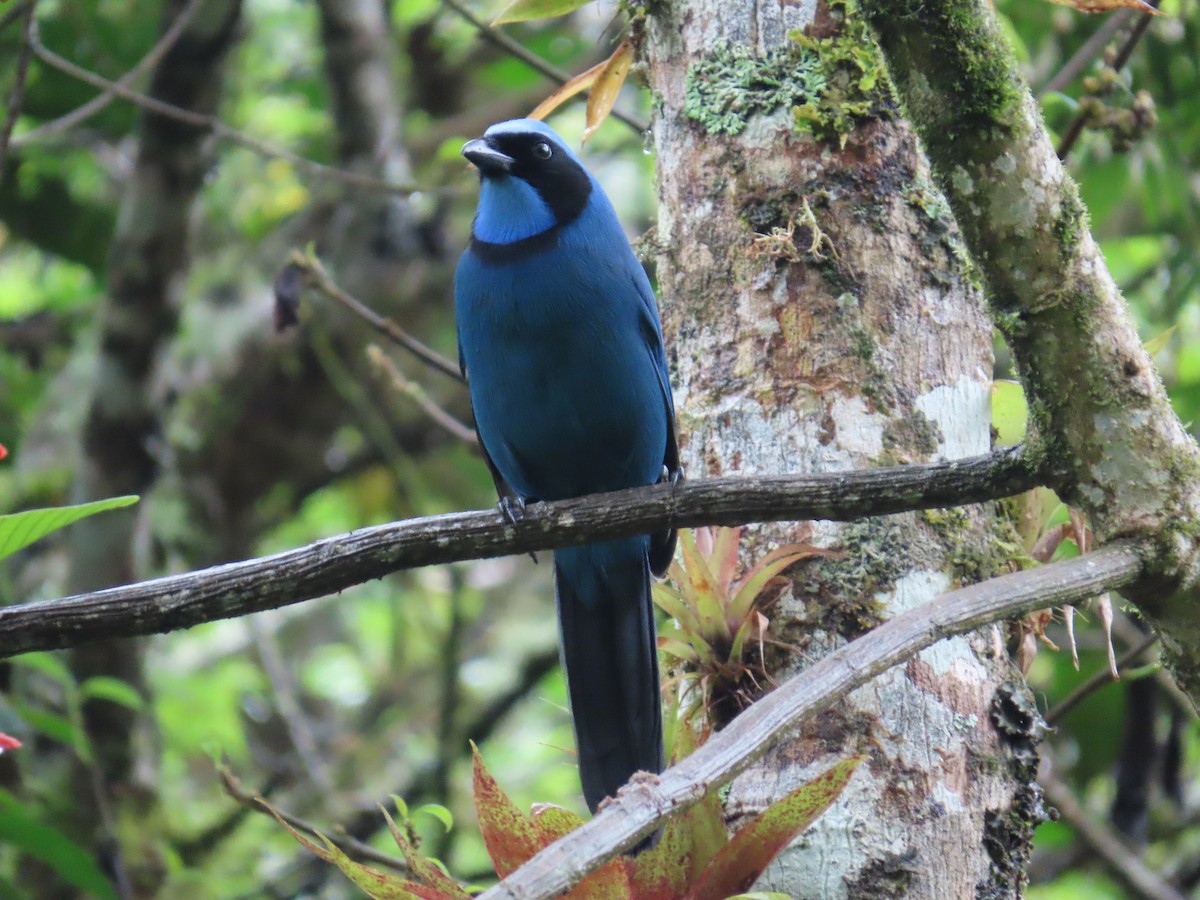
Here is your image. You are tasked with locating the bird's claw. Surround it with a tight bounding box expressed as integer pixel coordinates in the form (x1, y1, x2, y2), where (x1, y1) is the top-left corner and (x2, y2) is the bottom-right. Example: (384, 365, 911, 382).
(498, 495, 527, 524)
(659, 465, 685, 486)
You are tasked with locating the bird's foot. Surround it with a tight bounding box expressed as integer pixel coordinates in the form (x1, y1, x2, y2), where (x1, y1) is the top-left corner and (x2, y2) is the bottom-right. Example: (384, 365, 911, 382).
(498, 494, 527, 524)
(659, 465, 685, 485)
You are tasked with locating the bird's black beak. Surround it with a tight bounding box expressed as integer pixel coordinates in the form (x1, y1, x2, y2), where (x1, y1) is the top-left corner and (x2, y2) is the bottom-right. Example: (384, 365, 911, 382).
(462, 138, 514, 175)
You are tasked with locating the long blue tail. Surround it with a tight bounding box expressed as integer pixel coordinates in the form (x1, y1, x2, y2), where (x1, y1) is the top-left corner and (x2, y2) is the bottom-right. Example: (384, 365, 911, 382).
(554, 537, 663, 812)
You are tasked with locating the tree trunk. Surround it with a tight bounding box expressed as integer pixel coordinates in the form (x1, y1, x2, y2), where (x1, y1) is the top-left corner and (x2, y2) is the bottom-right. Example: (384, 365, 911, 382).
(642, 2, 1042, 895)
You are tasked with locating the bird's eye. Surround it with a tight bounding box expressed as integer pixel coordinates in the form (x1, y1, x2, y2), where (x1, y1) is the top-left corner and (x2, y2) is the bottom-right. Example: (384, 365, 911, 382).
(532, 141, 553, 160)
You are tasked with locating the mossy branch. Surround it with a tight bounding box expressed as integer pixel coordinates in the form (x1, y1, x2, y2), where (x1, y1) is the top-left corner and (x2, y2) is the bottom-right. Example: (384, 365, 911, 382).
(858, 0, 1200, 692)
(0, 448, 1040, 659)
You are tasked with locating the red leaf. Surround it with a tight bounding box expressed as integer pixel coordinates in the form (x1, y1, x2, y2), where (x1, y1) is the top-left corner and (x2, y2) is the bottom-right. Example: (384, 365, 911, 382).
(684, 758, 862, 900)
(472, 743, 547, 877)
(0, 733, 21, 751)
(629, 788, 726, 898)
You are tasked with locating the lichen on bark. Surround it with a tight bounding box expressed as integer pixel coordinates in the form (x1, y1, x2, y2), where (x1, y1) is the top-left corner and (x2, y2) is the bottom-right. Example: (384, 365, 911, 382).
(643, 0, 1037, 894)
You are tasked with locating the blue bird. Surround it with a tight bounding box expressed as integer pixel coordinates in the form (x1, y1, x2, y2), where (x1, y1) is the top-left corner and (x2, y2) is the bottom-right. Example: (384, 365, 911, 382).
(455, 119, 680, 815)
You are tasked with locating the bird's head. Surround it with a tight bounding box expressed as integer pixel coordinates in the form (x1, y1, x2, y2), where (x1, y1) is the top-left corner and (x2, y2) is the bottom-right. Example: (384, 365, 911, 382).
(462, 119, 593, 245)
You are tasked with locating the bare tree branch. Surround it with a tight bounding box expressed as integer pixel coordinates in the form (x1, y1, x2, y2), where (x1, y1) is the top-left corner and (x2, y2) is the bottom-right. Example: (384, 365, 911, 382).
(0, 0, 36, 178)
(0, 447, 1042, 658)
(440, 0, 649, 133)
(12, 0, 206, 145)
(287, 249, 464, 382)
(861, 0, 1200, 695)
(25, 22, 431, 196)
(476, 542, 1143, 899)
(1044, 631, 1158, 726)
(1056, 6, 1158, 158)
(1036, 10, 1133, 98)
(1042, 772, 1185, 900)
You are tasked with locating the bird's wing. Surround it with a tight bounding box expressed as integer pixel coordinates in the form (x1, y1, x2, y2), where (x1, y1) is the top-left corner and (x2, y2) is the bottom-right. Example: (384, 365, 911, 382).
(460, 336, 527, 515)
(630, 270, 682, 576)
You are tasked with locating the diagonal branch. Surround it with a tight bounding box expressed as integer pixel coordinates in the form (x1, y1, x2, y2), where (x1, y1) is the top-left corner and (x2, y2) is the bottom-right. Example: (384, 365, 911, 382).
(26, 23, 429, 196)
(477, 542, 1144, 900)
(12, 0, 207, 145)
(0, 447, 1042, 658)
(860, 0, 1200, 696)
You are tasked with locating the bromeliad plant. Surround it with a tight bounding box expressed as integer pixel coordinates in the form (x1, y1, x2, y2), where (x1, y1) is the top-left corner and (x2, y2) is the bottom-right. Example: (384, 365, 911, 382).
(654, 527, 834, 725)
(266, 743, 861, 900)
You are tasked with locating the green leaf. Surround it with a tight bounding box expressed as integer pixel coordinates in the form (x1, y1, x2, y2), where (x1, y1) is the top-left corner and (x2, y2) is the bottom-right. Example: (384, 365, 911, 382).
(678, 529, 729, 641)
(0, 496, 138, 561)
(10, 652, 76, 688)
(0, 791, 118, 900)
(1143, 324, 1178, 358)
(415, 803, 454, 833)
(684, 757, 862, 900)
(728, 545, 824, 626)
(78, 676, 144, 711)
(492, 0, 595, 25)
(391, 794, 410, 821)
(652, 583, 704, 635)
(13, 705, 79, 748)
(380, 807, 470, 899)
(265, 799, 452, 900)
(530, 803, 584, 843)
(991, 380, 1027, 447)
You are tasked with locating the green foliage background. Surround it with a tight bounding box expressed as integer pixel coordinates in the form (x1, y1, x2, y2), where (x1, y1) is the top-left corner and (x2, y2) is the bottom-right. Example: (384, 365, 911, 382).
(0, 0, 1197, 897)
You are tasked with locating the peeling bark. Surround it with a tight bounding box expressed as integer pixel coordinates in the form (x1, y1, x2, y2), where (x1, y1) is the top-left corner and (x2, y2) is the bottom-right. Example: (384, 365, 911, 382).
(642, 1, 1037, 895)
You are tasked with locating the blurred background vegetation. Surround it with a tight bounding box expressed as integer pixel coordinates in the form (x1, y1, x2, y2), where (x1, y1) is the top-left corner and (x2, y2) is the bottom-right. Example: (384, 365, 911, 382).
(0, 0, 1197, 897)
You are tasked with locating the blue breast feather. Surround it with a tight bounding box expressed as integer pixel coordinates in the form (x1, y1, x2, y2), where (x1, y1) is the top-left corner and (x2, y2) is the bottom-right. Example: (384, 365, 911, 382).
(456, 189, 672, 502)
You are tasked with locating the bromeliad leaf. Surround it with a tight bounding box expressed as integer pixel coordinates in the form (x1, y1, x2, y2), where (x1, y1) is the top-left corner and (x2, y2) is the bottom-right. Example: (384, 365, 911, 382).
(471, 742, 546, 877)
(583, 40, 635, 144)
(629, 782, 726, 897)
(493, 0, 596, 25)
(683, 757, 862, 900)
(0, 495, 138, 562)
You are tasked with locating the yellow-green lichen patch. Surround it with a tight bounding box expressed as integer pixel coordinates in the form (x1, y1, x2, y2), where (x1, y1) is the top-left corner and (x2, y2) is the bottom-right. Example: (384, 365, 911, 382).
(683, 1, 891, 144)
(683, 39, 827, 137)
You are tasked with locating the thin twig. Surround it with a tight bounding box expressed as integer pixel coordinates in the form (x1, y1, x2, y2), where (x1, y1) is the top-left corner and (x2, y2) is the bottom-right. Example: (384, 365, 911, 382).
(26, 23, 430, 196)
(0, 0, 37, 180)
(13, 0, 206, 146)
(290, 250, 463, 382)
(440, 0, 648, 134)
(368, 346, 477, 445)
(1044, 632, 1158, 725)
(476, 543, 1144, 899)
(250, 616, 334, 794)
(218, 766, 410, 874)
(1037, 11, 1133, 97)
(1057, 8, 1157, 159)
(1042, 773, 1185, 900)
(0, 1, 35, 33)
(0, 447, 1046, 658)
